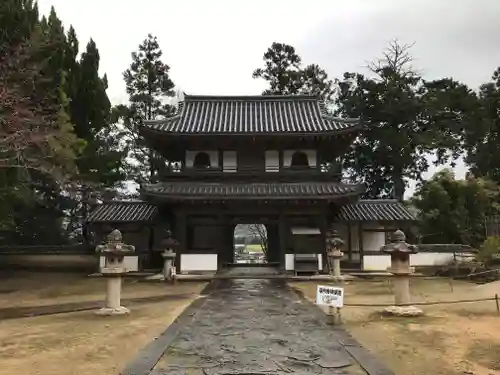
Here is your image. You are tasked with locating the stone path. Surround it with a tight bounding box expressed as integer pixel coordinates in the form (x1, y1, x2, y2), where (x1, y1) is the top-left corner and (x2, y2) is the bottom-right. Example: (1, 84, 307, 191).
(140, 279, 393, 375)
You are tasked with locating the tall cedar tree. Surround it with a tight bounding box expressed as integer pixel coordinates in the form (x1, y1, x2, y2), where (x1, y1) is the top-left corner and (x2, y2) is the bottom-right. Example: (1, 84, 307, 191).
(0, 5, 82, 242)
(1, 3, 118, 243)
(0, 9, 80, 178)
(115, 34, 175, 184)
(70, 39, 126, 187)
(253, 42, 334, 102)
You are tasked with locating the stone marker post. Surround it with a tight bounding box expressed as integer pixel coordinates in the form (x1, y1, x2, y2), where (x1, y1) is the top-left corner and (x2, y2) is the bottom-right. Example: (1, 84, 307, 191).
(95, 229, 135, 316)
(326, 228, 345, 280)
(161, 229, 178, 282)
(380, 229, 423, 316)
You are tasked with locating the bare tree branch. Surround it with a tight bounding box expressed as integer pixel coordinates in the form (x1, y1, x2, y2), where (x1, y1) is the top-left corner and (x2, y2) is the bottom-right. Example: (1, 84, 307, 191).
(367, 39, 419, 79)
(247, 224, 268, 257)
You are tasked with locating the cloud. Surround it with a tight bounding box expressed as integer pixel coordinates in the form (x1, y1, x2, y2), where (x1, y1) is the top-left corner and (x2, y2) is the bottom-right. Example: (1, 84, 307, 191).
(297, 0, 500, 89)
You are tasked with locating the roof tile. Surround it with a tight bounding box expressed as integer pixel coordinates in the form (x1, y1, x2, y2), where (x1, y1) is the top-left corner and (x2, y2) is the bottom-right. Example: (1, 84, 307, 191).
(142, 95, 360, 134)
(143, 181, 363, 200)
(87, 202, 158, 223)
(336, 200, 416, 222)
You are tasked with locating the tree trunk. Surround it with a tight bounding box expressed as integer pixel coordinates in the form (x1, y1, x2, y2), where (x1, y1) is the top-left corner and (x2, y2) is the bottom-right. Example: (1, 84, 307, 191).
(393, 169, 405, 201)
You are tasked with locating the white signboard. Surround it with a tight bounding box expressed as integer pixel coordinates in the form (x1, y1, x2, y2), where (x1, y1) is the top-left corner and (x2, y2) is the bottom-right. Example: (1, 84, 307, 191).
(316, 285, 344, 308)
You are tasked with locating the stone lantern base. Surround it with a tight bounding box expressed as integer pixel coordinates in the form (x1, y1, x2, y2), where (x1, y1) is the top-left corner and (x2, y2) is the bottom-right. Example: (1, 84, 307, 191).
(330, 274, 355, 282)
(384, 305, 423, 317)
(95, 306, 130, 316)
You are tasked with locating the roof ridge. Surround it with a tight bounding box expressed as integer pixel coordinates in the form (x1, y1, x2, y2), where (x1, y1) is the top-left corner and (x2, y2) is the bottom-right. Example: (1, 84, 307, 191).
(184, 94, 319, 101)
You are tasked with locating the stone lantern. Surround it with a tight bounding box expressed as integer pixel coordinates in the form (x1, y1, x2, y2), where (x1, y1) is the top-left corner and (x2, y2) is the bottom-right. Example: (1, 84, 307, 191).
(160, 229, 178, 282)
(326, 228, 344, 279)
(95, 229, 135, 316)
(380, 229, 423, 316)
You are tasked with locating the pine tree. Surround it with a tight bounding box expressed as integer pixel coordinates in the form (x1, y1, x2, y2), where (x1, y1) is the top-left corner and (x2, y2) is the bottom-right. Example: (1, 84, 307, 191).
(117, 33, 176, 184)
(253, 42, 334, 102)
(71, 39, 126, 186)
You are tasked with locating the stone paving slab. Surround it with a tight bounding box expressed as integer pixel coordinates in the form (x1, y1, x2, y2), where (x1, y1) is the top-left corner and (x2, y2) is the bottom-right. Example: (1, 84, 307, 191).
(125, 279, 394, 375)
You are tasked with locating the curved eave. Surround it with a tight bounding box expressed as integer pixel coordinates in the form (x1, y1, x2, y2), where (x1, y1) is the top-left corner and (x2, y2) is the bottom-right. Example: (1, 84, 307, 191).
(142, 191, 363, 202)
(140, 184, 365, 203)
(138, 120, 363, 138)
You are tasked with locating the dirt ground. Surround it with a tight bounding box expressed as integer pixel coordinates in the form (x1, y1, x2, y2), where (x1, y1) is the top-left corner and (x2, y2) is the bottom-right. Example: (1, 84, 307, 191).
(0, 271, 202, 308)
(0, 271, 207, 375)
(291, 278, 500, 375)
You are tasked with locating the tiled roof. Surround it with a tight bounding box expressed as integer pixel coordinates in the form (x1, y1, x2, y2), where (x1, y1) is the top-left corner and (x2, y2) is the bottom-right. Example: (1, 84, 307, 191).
(336, 200, 417, 222)
(141, 95, 360, 135)
(87, 201, 158, 223)
(143, 181, 364, 200)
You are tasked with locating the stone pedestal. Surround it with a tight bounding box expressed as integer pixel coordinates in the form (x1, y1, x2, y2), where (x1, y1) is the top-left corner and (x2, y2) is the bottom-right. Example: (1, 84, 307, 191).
(329, 251, 343, 278)
(162, 250, 176, 282)
(155, 230, 179, 282)
(96, 268, 130, 316)
(94, 229, 135, 316)
(326, 229, 349, 281)
(381, 230, 423, 317)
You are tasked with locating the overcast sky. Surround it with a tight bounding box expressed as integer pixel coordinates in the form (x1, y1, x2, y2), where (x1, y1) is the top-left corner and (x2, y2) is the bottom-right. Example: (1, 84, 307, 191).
(37, 0, 500, 195)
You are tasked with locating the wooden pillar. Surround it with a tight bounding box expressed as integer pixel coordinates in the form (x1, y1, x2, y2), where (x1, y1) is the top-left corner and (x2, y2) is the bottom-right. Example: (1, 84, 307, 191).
(278, 214, 287, 271)
(347, 223, 352, 263)
(218, 150, 224, 170)
(278, 149, 284, 170)
(175, 211, 187, 273)
(228, 223, 235, 264)
(147, 225, 155, 270)
(217, 214, 230, 268)
(320, 214, 328, 273)
(358, 222, 364, 270)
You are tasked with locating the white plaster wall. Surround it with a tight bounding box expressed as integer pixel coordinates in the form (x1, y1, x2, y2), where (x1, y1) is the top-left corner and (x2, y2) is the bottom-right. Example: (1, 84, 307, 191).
(344, 223, 386, 252)
(185, 150, 219, 168)
(99, 256, 138, 272)
(223, 151, 237, 172)
(362, 252, 476, 271)
(363, 231, 386, 251)
(285, 253, 323, 271)
(283, 149, 317, 167)
(181, 254, 218, 272)
(265, 150, 279, 172)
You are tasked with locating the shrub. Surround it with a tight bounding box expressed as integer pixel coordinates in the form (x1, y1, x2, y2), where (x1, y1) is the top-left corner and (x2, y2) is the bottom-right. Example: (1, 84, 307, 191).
(477, 236, 500, 266)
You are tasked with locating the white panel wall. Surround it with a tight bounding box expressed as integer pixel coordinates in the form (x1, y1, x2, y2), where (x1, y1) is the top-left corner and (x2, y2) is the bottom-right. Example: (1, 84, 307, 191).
(283, 149, 317, 167)
(99, 256, 138, 272)
(363, 231, 386, 251)
(223, 151, 237, 172)
(185, 150, 219, 168)
(181, 254, 218, 272)
(285, 254, 323, 271)
(362, 252, 476, 271)
(265, 150, 280, 172)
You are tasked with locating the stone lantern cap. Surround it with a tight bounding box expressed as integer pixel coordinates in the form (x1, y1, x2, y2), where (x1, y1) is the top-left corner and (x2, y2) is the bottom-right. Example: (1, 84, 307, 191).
(95, 229, 135, 256)
(326, 228, 345, 248)
(380, 229, 418, 255)
(161, 229, 179, 251)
